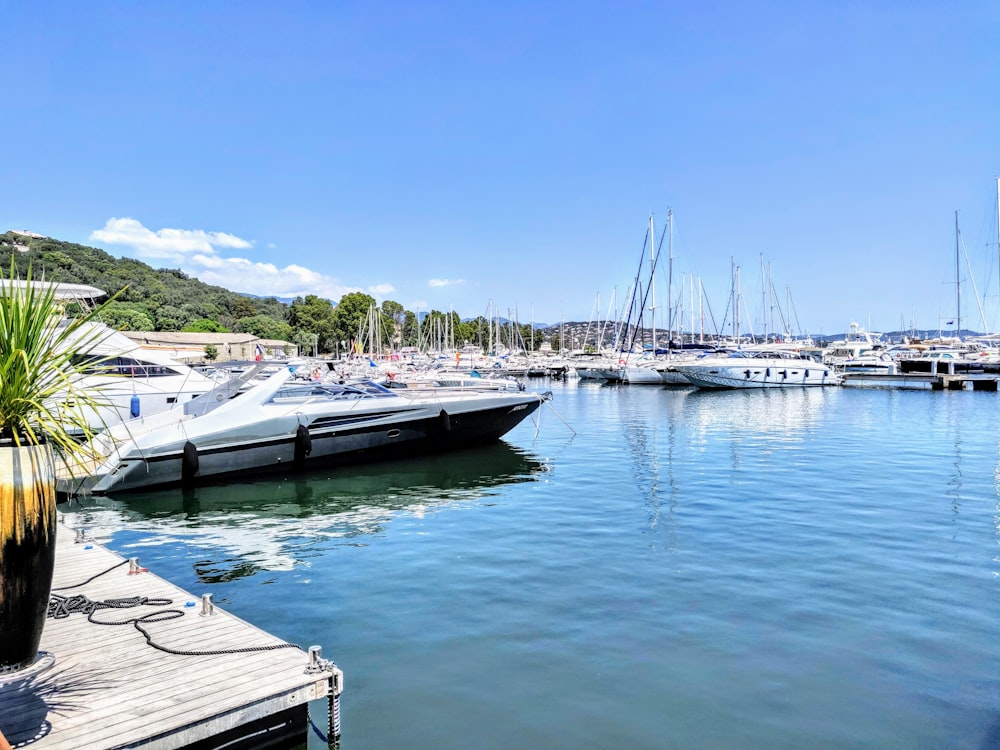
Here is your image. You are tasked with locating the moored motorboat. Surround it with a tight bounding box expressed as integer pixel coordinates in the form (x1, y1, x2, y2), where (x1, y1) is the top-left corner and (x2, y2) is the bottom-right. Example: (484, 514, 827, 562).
(840, 351, 898, 375)
(7, 279, 220, 432)
(57, 365, 548, 495)
(673, 348, 840, 389)
(62, 323, 220, 431)
(620, 357, 663, 385)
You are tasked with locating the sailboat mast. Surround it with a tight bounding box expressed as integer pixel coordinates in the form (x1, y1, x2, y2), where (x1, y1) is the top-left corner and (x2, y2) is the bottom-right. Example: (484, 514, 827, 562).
(689, 273, 694, 344)
(649, 214, 656, 355)
(955, 210, 961, 338)
(731, 258, 737, 340)
(667, 208, 673, 352)
(760, 255, 766, 342)
(698, 277, 704, 344)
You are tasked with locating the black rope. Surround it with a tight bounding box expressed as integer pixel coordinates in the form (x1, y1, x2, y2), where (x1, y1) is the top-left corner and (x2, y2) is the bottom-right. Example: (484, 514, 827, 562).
(49, 591, 300, 656)
(44, 548, 337, 744)
(51, 559, 129, 590)
(47, 568, 300, 657)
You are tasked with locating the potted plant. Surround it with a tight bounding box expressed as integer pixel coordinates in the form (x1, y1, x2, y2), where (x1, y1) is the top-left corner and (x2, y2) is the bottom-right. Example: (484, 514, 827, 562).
(0, 260, 115, 673)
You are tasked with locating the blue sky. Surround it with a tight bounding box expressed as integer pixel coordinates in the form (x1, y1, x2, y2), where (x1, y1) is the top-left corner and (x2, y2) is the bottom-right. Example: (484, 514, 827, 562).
(3, 1, 999, 335)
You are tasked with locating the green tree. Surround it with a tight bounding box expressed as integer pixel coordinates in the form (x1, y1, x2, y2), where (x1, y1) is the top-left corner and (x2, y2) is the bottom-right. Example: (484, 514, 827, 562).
(235, 314, 293, 342)
(329, 292, 376, 352)
(99, 302, 155, 331)
(401, 310, 419, 347)
(516, 323, 544, 352)
(204, 344, 219, 361)
(380, 300, 405, 347)
(153, 304, 186, 331)
(182, 318, 229, 333)
(228, 295, 256, 320)
(464, 316, 488, 348)
(289, 294, 337, 353)
(294, 330, 318, 356)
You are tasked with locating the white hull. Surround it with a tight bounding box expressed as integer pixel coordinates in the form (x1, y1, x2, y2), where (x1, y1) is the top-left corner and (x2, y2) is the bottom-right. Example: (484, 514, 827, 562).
(621, 365, 662, 385)
(674, 354, 841, 389)
(657, 367, 692, 386)
(72, 372, 219, 429)
(58, 323, 219, 431)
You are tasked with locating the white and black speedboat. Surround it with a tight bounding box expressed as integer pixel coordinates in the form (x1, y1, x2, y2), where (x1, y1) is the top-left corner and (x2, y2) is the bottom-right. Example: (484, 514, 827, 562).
(672, 348, 841, 389)
(57, 365, 548, 495)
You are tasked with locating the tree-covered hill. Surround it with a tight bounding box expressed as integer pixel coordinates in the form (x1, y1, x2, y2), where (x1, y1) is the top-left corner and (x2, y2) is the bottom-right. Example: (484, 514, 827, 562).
(1, 231, 290, 334)
(0, 231, 554, 354)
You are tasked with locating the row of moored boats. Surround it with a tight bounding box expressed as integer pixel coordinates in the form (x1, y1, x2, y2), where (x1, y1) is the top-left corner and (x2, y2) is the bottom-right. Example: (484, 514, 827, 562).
(53, 321, 999, 496)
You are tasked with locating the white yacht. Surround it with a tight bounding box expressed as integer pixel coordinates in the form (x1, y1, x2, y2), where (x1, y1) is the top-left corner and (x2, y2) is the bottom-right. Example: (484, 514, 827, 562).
(839, 350, 898, 375)
(672, 348, 840, 389)
(4, 279, 219, 432)
(61, 322, 220, 431)
(620, 356, 664, 385)
(822, 323, 885, 367)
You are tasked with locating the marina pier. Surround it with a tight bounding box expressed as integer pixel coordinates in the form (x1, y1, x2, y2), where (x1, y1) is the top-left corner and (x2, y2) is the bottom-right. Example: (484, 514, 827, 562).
(0, 516, 342, 749)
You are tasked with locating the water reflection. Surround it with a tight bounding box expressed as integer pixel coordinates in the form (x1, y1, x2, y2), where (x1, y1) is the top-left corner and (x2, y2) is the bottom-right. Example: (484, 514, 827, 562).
(609, 386, 839, 552)
(613, 387, 689, 550)
(681, 386, 834, 441)
(61, 442, 547, 578)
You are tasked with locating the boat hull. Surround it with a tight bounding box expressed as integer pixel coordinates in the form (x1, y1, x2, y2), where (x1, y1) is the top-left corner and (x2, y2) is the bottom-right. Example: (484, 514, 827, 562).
(621, 365, 663, 385)
(675, 360, 841, 389)
(77, 396, 542, 494)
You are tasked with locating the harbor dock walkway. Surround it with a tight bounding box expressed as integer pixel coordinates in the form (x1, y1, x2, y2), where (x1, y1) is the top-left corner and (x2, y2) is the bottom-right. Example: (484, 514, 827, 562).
(0, 515, 341, 749)
(842, 371, 1000, 390)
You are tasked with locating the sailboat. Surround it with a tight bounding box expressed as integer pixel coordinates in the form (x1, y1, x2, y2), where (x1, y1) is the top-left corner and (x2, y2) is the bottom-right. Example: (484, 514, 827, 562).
(620, 215, 668, 384)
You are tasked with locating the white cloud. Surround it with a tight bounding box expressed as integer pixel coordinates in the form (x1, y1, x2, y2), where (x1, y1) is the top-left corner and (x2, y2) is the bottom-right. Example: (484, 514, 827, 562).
(90, 217, 251, 263)
(190, 258, 358, 300)
(89, 217, 358, 300)
(428, 278, 465, 288)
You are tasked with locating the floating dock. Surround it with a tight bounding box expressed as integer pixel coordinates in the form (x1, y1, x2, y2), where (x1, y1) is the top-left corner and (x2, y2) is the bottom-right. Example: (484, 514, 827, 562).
(843, 371, 1000, 391)
(0, 516, 342, 749)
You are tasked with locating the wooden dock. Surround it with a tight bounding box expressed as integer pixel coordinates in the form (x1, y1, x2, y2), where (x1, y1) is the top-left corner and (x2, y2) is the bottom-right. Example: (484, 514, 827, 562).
(0, 515, 341, 749)
(842, 372, 1000, 390)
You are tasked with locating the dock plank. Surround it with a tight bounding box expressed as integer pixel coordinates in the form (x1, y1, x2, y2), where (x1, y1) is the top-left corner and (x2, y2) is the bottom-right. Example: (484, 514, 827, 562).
(0, 515, 334, 749)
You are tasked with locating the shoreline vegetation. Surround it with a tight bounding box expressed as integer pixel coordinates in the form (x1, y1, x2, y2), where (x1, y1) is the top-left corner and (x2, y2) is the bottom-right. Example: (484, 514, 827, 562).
(0, 231, 975, 360)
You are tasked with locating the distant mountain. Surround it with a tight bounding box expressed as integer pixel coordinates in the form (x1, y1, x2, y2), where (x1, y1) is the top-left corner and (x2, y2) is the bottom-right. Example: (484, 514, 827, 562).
(244, 292, 297, 305)
(461, 316, 553, 328)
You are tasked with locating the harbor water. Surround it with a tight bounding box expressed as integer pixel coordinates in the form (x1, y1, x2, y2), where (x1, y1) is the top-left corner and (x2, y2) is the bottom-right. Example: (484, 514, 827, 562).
(61, 381, 1000, 749)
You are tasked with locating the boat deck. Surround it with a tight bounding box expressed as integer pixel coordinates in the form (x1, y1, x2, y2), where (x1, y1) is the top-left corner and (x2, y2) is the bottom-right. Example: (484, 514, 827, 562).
(0, 515, 340, 749)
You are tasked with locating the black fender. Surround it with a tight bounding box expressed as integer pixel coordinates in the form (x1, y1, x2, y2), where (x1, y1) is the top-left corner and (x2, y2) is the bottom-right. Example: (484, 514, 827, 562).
(182, 441, 199, 483)
(294, 424, 313, 465)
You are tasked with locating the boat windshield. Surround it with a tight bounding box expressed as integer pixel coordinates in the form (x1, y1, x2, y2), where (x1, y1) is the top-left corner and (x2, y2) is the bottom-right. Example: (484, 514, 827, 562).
(70, 353, 186, 377)
(724, 350, 808, 361)
(269, 380, 396, 403)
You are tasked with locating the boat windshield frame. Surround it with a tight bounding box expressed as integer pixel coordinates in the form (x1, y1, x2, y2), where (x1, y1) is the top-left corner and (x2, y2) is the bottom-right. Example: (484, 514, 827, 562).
(723, 350, 809, 361)
(269, 379, 397, 403)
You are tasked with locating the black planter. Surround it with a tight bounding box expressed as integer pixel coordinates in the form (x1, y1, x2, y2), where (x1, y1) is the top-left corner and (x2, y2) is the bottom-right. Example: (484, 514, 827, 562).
(0, 443, 57, 673)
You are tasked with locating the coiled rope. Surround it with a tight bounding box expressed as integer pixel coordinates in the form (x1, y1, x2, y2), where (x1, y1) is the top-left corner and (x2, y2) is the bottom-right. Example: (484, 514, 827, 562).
(46, 547, 341, 747)
(48, 563, 299, 657)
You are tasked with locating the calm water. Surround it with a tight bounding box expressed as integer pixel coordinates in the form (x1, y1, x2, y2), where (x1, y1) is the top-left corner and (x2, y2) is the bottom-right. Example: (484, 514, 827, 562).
(61, 381, 1000, 749)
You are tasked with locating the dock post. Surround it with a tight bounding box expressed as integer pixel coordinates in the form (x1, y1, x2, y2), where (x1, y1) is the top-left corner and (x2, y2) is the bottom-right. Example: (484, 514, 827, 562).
(306, 645, 343, 747)
(330, 663, 344, 745)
